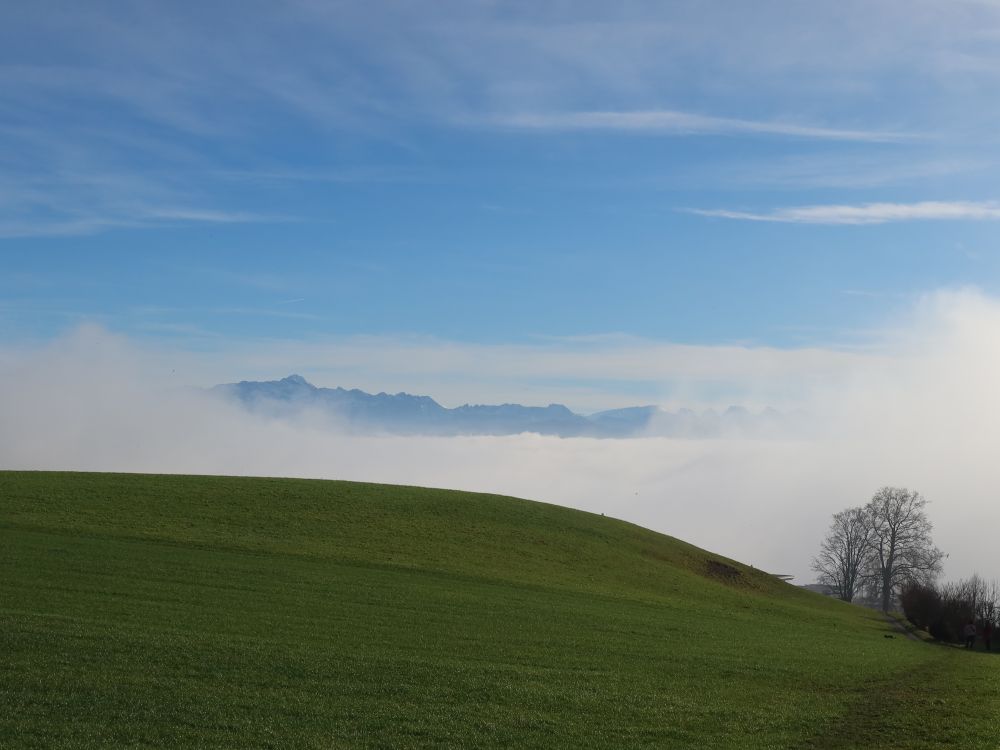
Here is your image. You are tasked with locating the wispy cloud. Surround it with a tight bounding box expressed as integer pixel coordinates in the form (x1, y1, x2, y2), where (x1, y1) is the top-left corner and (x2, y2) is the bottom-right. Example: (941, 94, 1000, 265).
(666, 154, 990, 191)
(0, 207, 273, 239)
(495, 110, 913, 142)
(133, 207, 280, 224)
(211, 167, 424, 185)
(135, 322, 222, 338)
(0, 148, 282, 239)
(211, 307, 322, 321)
(6, 3, 1000, 239)
(688, 200, 1000, 225)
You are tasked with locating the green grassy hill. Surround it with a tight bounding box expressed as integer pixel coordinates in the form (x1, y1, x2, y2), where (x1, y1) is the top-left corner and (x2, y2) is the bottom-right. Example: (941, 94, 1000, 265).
(2, 471, 997, 748)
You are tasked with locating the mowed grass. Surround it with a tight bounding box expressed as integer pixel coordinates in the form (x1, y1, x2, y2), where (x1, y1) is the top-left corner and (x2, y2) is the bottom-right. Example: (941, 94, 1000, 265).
(2, 472, 999, 748)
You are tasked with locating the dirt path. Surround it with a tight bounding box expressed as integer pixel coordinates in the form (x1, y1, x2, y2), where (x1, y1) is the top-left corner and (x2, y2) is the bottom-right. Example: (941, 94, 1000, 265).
(883, 613, 921, 641)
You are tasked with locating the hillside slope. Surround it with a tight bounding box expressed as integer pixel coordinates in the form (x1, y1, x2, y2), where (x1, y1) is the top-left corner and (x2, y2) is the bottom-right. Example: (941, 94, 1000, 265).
(1, 471, 997, 748)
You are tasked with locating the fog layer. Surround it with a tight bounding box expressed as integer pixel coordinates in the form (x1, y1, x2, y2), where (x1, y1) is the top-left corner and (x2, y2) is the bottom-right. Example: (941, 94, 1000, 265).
(2, 289, 999, 583)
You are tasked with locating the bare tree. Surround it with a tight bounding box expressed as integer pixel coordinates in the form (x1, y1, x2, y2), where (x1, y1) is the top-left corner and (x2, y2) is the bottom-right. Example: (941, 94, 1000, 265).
(980, 578, 1000, 625)
(943, 574, 1000, 625)
(812, 506, 872, 602)
(864, 487, 945, 612)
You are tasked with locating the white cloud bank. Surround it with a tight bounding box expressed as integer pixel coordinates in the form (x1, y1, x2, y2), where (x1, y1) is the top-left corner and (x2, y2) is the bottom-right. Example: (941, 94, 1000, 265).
(3, 289, 1000, 584)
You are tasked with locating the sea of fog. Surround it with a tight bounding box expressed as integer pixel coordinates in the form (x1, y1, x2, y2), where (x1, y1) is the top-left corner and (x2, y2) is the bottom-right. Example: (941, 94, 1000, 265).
(4, 288, 1000, 583)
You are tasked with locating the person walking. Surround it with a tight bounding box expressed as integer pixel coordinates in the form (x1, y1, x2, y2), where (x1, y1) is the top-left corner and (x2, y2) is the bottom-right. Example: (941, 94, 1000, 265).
(964, 620, 977, 649)
(983, 620, 993, 651)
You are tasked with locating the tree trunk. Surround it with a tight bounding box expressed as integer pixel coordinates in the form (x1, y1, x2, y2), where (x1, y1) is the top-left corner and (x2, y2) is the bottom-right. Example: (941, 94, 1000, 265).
(881, 565, 893, 612)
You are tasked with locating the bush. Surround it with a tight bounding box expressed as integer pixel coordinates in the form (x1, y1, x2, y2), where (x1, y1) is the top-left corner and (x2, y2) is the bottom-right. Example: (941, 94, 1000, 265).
(928, 618, 951, 641)
(901, 576, 999, 643)
(900, 582, 941, 631)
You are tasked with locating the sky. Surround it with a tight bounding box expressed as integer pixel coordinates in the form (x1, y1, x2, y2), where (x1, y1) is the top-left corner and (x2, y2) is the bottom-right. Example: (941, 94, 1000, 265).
(5, 2, 1000, 582)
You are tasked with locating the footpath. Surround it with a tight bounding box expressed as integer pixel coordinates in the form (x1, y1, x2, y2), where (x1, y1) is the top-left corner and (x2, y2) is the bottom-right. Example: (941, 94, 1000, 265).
(883, 613, 920, 641)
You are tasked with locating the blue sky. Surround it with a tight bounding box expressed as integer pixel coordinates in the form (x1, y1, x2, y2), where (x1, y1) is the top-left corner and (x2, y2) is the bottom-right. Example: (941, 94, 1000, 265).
(5, 1, 1000, 408)
(10, 2, 1000, 579)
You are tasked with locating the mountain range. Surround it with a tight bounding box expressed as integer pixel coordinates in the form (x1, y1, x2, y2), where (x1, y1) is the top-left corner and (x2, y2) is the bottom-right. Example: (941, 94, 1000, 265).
(211, 375, 796, 439)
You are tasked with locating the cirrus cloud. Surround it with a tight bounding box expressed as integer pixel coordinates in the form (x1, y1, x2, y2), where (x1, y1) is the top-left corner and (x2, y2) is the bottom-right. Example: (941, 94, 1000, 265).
(495, 110, 913, 142)
(688, 200, 1000, 225)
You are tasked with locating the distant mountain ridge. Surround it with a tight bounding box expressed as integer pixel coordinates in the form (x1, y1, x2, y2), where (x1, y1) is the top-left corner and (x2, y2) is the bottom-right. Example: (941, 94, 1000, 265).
(211, 375, 793, 438)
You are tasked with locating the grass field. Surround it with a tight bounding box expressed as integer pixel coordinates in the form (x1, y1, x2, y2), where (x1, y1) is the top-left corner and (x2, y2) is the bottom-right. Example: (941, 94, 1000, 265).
(2, 471, 999, 748)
